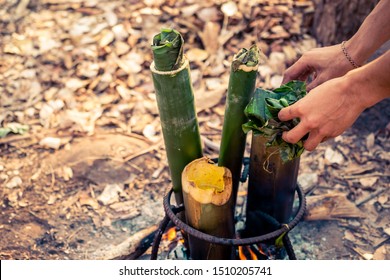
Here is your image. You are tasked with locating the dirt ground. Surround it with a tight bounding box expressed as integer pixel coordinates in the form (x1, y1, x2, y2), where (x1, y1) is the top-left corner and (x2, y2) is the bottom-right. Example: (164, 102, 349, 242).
(0, 0, 389, 260)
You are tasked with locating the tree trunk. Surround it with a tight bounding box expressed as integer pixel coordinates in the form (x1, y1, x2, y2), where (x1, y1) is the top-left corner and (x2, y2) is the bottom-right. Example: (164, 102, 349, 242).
(312, 0, 379, 46)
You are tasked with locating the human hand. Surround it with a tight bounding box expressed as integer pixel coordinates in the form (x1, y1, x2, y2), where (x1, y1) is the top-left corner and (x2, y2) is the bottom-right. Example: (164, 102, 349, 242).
(278, 76, 366, 151)
(282, 44, 356, 91)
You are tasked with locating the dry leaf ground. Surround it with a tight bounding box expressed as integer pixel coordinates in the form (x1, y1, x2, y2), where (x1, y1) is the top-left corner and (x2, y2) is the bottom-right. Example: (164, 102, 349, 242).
(0, 0, 389, 260)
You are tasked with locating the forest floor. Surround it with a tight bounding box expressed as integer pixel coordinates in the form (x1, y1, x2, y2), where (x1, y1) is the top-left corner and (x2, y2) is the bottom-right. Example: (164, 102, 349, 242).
(0, 0, 389, 260)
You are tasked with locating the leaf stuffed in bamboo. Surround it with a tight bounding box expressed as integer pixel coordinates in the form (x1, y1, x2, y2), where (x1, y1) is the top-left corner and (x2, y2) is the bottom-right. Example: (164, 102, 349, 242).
(218, 44, 262, 209)
(242, 80, 307, 162)
(242, 81, 307, 258)
(150, 28, 203, 206)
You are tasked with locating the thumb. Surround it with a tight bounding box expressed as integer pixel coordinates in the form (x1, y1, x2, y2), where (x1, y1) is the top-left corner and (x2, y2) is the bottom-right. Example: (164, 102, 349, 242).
(306, 76, 324, 92)
(282, 58, 312, 84)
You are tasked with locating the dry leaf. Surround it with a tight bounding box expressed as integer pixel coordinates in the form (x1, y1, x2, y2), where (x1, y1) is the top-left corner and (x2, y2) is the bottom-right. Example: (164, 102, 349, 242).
(109, 201, 137, 212)
(270, 75, 283, 88)
(359, 177, 378, 188)
(79, 192, 99, 210)
(97, 183, 124, 206)
(195, 88, 226, 112)
(142, 124, 158, 141)
(99, 29, 115, 48)
(362, 253, 374, 260)
(258, 65, 273, 77)
(186, 48, 209, 62)
(305, 193, 364, 220)
(221, 1, 238, 17)
(197, 6, 221, 22)
(366, 133, 375, 149)
(116, 85, 134, 100)
(205, 78, 222, 91)
(324, 147, 344, 165)
(297, 172, 318, 193)
(47, 195, 57, 205)
(76, 61, 100, 78)
(199, 22, 221, 55)
(112, 24, 129, 41)
(343, 230, 356, 242)
(14, 0, 29, 20)
(65, 78, 88, 92)
(270, 25, 290, 39)
(378, 195, 388, 205)
(59, 109, 103, 134)
(268, 52, 286, 74)
(5, 176, 23, 189)
(114, 52, 143, 74)
(39, 137, 62, 149)
(341, 162, 376, 176)
(181, 4, 200, 17)
(373, 245, 389, 260)
(60, 166, 73, 181)
(4, 34, 35, 55)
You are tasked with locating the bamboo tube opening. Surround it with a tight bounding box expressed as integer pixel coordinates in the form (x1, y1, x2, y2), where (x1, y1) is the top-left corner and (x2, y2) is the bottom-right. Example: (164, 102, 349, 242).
(182, 157, 232, 206)
(150, 58, 189, 76)
(182, 157, 235, 259)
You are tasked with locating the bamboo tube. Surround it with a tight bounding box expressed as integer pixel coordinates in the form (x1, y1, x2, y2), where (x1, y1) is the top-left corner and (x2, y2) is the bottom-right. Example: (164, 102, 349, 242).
(150, 29, 203, 206)
(218, 45, 261, 210)
(245, 134, 300, 242)
(182, 157, 235, 260)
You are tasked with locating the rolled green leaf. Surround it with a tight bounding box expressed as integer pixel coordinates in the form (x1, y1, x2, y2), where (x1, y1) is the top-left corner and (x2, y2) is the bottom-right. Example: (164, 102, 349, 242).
(150, 28, 203, 206)
(152, 28, 184, 71)
(242, 80, 307, 162)
(218, 44, 261, 208)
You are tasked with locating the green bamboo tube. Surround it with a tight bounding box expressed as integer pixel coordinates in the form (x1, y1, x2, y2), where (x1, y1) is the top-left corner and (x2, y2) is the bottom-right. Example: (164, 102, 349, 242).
(150, 29, 203, 206)
(182, 157, 235, 260)
(218, 45, 260, 210)
(245, 134, 300, 244)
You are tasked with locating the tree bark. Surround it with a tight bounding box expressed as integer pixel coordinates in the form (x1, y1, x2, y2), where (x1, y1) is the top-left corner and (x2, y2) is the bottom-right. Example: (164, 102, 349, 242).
(312, 0, 379, 46)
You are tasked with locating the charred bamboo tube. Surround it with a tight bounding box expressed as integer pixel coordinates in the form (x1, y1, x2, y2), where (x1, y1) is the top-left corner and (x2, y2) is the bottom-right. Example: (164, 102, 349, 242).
(245, 134, 300, 242)
(150, 28, 203, 206)
(218, 45, 261, 210)
(182, 157, 235, 259)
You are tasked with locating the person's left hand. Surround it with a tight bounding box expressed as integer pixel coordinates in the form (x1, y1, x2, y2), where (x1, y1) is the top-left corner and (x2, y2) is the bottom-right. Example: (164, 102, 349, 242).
(282, 44, 355, 91)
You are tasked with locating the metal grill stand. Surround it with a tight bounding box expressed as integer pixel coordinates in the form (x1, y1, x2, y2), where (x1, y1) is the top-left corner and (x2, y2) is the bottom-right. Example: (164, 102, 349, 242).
(150, 183, 306, 260)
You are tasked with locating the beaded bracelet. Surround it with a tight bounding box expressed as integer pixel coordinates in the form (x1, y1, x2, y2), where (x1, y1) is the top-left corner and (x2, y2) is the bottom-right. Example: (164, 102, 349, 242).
(341, 41, 360, 68)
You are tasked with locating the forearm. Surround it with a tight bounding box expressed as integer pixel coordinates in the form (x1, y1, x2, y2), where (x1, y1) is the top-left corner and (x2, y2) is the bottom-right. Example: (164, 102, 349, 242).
(346, 0, 390, 65)
(346, 49, 390, 108)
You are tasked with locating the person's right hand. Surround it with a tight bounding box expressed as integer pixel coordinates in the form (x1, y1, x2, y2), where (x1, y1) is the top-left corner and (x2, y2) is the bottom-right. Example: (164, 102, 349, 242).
(278, 75, 367, 151)
(282, 44, 356, 91)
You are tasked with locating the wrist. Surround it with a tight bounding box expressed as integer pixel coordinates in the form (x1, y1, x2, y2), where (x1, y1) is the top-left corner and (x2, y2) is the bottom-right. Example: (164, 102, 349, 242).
(344, 66, 386, 110)
(341, 41, 361, 68)
(344, 38, 371, 66)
